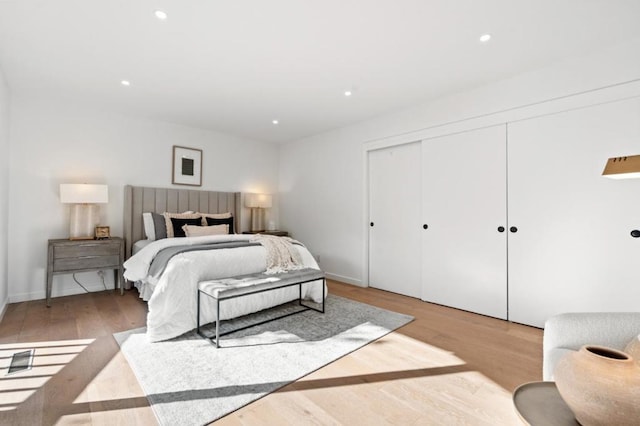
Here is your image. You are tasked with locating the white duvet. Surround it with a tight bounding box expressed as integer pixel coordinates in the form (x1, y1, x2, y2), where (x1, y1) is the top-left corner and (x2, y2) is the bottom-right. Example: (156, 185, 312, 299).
(123, 234, 325, 342)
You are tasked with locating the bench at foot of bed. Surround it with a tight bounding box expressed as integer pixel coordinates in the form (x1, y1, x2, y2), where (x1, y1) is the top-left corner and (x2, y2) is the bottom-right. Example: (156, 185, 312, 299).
(196, 268, 325, 348)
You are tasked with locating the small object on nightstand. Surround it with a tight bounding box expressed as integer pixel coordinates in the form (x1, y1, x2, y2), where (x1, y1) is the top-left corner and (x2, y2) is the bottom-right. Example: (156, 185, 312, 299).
(95, 226, 110, 239)
(242, 230, 288, 237)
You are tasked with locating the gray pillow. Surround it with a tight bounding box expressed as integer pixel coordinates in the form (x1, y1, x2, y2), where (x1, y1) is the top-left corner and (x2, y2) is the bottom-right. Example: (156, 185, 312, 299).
(152, 212, 167, 240)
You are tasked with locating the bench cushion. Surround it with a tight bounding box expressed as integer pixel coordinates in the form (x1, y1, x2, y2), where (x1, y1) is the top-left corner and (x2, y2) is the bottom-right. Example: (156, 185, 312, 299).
(199, 268, 324, 300)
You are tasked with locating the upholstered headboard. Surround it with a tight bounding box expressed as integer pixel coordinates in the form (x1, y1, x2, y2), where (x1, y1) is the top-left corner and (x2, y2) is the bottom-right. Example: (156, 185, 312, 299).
(123, 185, 242, 259)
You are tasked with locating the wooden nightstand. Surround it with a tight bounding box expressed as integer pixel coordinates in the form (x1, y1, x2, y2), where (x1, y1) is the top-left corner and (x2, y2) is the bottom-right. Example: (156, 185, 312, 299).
(46, 237, 125, 306)
(242, 230, 289, 237)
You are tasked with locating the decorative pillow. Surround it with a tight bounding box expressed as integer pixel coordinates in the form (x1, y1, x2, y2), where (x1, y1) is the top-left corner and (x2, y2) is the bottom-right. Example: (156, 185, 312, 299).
(182, 224, 229, 237)
(152, 212, 167, 240)
(170, 217, 202, 238)
(142, 212, 170, 241)
(205, 216, 234, 234)
(142, 212, 156, 240)
(163, 212, 200, 238)
(198, 212, 232, 226)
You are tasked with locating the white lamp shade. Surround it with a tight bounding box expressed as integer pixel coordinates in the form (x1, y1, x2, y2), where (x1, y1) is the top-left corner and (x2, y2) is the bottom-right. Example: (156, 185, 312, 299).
(245, 193, 272, 208)
(60, 184, 108, 203)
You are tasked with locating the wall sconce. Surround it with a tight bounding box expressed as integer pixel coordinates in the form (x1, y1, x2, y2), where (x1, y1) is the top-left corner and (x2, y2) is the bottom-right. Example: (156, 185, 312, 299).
(60, 184, 109, 239)
(602, 155, 640, 179)
(245, 193, 272, 232)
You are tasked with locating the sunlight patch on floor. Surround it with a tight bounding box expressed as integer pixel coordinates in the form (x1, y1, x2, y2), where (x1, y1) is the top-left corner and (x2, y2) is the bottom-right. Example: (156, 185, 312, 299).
(0, 339, 94, 411)
(73, 349, 146, 405)
(288, 331, 521, 424)
(298, 331, 467, 383)
(380, 370, 518, 424)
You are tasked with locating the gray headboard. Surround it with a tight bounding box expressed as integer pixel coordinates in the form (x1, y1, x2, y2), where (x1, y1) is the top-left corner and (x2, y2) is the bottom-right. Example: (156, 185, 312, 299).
(123, 185, 242, 259)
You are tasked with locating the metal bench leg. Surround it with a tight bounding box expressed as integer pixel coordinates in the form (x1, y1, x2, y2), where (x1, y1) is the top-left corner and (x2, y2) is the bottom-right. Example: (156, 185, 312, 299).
(215, 298, 220, 348)
(196, 290, 201, 335)
(299, 281, 303, 307)
(321, 278, 325, 313)
(298, 278, 326, 314)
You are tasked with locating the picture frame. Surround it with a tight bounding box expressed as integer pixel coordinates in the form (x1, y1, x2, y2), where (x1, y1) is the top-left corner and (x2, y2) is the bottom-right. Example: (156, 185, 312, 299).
(172, 145, 202, 186)
(95, 226, 110, 240)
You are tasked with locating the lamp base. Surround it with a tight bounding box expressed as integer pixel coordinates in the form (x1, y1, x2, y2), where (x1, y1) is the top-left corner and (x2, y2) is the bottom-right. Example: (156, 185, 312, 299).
(250, 207, 266, 233)
(69, 204, 100, 240)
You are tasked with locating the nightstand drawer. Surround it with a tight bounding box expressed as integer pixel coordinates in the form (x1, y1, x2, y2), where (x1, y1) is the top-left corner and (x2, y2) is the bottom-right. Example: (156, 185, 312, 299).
(54, 242, 120, 258)
(53, 255, 120, 272)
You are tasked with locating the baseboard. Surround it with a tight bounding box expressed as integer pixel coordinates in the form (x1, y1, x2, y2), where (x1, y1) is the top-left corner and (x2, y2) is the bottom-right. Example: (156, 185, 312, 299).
(9, 283, 116, 304)
(325, 272, 364, 287)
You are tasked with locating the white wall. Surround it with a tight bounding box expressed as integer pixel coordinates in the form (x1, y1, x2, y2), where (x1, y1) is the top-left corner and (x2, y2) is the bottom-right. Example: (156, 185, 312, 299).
(8, 97, 280, 302)
(279, 127, 364, 284)
(279, 37, 640, 286)
(0, 65, 9, 316)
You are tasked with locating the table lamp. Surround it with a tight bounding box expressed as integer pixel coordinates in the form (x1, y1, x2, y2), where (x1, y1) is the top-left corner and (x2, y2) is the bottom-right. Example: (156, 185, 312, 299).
(245, 193, 272, 232)
(60, 184, 109, 239)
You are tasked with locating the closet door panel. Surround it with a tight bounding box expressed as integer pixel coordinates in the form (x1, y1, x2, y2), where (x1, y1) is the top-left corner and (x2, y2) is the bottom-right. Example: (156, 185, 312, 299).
(508, 98, 640, 327)
(368, 142, 422, 298)
(421, 125, 507, 319)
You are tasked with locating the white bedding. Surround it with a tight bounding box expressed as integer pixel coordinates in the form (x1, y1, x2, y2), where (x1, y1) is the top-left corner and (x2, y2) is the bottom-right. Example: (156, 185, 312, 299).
(132, 239, 153, 255)
(123, 235, 325, 342)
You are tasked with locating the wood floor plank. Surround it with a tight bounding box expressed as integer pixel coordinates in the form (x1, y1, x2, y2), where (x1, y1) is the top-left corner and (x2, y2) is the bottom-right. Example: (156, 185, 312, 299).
(0, 281, 542, 425)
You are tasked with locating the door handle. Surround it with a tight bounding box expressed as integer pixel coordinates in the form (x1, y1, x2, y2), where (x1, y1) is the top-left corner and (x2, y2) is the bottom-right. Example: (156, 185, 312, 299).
(423, 224, 428, 230)
(497, 226, 505, 233)
(631, 230, 640, 238)
(370, 222, 374, 227)
(510, 226, 518, 233)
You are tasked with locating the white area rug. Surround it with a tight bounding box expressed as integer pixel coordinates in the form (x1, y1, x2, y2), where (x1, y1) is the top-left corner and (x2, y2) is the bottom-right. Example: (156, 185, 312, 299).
(114, 294, 413, 425)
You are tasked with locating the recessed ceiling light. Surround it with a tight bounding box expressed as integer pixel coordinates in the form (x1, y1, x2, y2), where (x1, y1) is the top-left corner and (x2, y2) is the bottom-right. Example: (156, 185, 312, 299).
(121, 80, 130, 86)
(479, 34, 491, 43)
(272, 120, 279, 125)
(155, 10, 168, 20)
(344, 90, 352, 97)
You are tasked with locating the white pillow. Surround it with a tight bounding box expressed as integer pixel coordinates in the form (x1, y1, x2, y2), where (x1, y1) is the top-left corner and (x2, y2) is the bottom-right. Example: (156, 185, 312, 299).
(198, 212, 232, 226)
(142, 212, 156, 241)
(182, 224, 229, 237)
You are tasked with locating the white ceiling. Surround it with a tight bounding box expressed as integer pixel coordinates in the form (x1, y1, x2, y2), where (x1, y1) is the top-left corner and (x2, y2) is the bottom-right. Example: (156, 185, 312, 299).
(0, 1, 639, 144)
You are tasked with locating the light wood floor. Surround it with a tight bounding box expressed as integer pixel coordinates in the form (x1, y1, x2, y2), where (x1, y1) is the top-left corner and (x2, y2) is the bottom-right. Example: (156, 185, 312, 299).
(0, 281, 542, 425)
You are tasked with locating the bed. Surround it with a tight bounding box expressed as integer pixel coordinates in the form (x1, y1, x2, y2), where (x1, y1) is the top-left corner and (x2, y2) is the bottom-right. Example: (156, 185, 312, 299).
(122, 185, 325, 342)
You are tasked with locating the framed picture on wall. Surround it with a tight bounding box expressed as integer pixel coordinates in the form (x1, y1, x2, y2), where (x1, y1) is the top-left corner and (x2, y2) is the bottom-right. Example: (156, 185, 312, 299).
(172, 145, 202, 186)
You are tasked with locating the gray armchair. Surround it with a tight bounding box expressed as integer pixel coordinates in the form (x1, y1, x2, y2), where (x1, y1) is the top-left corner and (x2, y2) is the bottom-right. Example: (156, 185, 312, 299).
(542, 312, 640, 380)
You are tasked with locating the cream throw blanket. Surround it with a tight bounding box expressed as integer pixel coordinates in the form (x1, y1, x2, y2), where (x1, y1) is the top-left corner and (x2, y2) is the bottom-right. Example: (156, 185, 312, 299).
(250, 234, 304, 274)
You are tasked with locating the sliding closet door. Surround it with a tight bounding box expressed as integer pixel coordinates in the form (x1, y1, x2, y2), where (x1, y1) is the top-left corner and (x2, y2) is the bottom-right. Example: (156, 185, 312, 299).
(421, 125, 508, 319)
(508, 98, 640, 327)
(368, 142, 422, 298)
